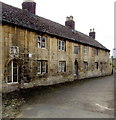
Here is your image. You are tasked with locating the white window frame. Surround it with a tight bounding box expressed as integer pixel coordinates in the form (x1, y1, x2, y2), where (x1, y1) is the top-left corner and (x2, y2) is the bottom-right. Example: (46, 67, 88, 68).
(38, 36, 41, 48)
(37, 61, 41, 74)
(38, 35, 46, 49)
(42, 61, 47, 74)
(62, 41, 65, 51)
(58, 40, 65, 51)
(59, 61, 66, 72)
(37, 61, 47, 74)
(41, 37, 46, 49)
(84, 46, 88, 54)
(7, 61, 18, 84)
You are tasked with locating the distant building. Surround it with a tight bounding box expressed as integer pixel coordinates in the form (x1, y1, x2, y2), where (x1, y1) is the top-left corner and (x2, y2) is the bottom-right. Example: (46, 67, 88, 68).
(0, 0, 112, 93)
(112, 48, 116, 74)
(113, 48, 116, 58)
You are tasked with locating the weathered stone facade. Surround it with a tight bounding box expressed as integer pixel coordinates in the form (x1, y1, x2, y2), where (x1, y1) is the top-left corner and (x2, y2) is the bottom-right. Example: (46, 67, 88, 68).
(1, 24, 112, 93)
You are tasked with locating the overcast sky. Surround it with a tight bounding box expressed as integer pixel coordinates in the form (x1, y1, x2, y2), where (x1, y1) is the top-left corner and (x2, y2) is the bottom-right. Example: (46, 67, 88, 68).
(1, 0, 115, 56)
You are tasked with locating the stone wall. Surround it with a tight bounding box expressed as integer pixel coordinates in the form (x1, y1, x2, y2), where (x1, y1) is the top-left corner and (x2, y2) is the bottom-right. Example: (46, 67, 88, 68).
(1, 24, 112, 93)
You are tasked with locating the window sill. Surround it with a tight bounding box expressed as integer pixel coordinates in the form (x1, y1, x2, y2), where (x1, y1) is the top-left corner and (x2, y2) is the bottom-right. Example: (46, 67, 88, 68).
(7, 82, 19, 85)
(58, 72, 66, 74)
(38, 47, 46, 49)
(58, 50, 66, 52)
(37, 73, 48, 76)
(74, 74, 77, 76)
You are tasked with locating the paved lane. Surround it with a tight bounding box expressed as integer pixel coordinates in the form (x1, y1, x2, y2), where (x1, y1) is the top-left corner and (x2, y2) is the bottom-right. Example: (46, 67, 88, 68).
(17, 75, 114, 118)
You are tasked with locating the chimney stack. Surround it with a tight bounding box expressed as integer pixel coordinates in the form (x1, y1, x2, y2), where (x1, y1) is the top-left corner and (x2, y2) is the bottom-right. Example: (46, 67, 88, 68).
(89, 28, 95, 39)
(65, 16, 75, 30)
(22, 0, 36, 14)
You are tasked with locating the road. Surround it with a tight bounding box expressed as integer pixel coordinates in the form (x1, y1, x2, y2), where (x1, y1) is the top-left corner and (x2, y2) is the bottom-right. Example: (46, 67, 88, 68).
(17, 75, 114, 118)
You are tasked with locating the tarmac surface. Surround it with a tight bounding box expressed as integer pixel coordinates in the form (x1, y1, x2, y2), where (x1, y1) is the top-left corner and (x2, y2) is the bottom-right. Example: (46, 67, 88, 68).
(17, 75, 114, 118)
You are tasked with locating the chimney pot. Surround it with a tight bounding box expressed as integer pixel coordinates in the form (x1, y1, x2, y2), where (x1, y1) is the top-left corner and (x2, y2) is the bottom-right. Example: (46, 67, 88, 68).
(70, 16, 73, 20)
(66, 17, 70, 21)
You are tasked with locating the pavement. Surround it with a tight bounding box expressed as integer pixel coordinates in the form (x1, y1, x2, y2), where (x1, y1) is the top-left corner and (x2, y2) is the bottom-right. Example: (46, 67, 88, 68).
(17, 75, 114, 118)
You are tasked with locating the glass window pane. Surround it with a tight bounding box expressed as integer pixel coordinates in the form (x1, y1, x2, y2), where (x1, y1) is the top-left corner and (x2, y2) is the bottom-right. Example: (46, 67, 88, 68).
(13, 75, 17, 82)
(74, 46, 78, 54)
(42, 42, 45, 48)
(13, 61, 18, 82)
(42, 37, 45, 42)
(8, 62, 12, 83)
(42, 68, 46, 73)
(42, 61, 46, 73)
(13, 68, 17, 74)
(62, 41, 65, 50)
(41, 37, 46, 48)
(8, 75, 12, 83)
(59, 62, 66, 72)
(38, 42, 41, 48)
(59, 41, 61, 50)
(38, 36, 41, 48)
(37, 61, 41, 74)
(13, 61, 17, 67)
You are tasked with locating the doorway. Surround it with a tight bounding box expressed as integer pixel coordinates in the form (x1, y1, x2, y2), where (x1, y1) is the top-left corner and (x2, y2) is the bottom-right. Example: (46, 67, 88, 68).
(74, 60, 78, 75)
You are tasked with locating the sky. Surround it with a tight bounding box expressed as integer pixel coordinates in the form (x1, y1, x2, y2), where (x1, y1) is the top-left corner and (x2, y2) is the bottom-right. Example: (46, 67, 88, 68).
(1, 0, 115, 56)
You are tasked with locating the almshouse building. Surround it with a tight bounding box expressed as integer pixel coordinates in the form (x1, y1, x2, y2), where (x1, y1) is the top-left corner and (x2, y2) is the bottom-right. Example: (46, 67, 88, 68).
(0, 0, 112, 93)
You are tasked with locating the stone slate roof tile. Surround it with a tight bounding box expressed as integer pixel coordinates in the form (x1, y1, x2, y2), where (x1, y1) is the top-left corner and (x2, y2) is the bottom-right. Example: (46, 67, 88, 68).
(1, 2, 109, 51)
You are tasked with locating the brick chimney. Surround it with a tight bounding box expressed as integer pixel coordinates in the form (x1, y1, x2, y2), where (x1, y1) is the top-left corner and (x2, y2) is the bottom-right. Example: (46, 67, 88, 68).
(22, 0, 36, 14)
(89, 28, 96, 39)
(65, 16, 75, 30)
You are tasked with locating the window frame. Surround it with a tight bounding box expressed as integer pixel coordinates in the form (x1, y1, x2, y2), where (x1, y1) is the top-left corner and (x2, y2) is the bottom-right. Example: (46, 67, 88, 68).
(37, 61, 41, 74)
(74, 46, 78, 54)
(84, 46, 88, 54)
(41, 37, 46, 48)
(42, 61, 47, 74)
(58, 40, 65, 51)
(58, 61, 66, 72)
(37, 35, 46, 49)
(38, 35, 41, 48)
(37, 60, 47, 75)
(84, 62, 88, 71)
(7, 61, 18, 84)
(95, 62, 99, 69)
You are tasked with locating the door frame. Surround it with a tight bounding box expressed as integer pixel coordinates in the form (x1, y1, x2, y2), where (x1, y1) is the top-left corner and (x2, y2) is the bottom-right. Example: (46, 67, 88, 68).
(74, 60, 78, 75)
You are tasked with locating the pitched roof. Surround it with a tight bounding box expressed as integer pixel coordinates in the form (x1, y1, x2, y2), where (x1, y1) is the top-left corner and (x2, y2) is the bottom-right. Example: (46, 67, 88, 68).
(1, 2, 110, 51)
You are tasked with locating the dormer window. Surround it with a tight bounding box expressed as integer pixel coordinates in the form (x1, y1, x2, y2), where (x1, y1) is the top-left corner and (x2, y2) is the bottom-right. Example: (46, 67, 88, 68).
(38, 36, 46, 48)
